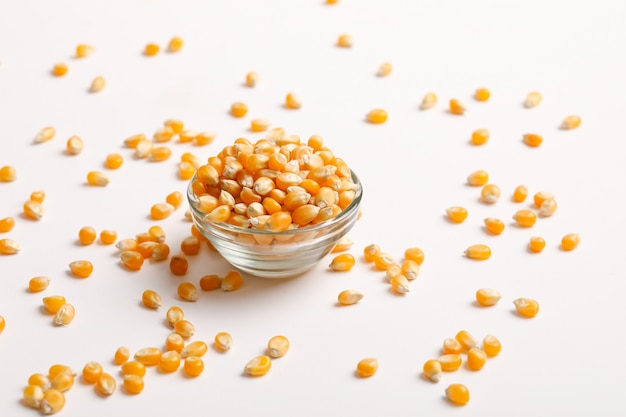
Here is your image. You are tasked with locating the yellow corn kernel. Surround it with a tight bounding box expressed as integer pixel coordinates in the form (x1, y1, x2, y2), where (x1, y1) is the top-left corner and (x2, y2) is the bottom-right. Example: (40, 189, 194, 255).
(68, 260, 93, 278)
(464, 244, 491, 260)
(446, 206, 468, 223)
(43, 295, 66, 314)
(65, 135, 84, 155)
(419, 92, 437, 110)
(377, 62, 392, 77)
(28, 373, 51, 391)
(483, 334, 502, 357)
(326, 0, 339, 4)
(449, 98, 466, 115)
(245, 71, 259, 87)
(135, 139, 153, 158)
(533, 191, 554, 208)
(561, 115, 581, 129)
(466, 169, 489, 186)
(331, 237, 354, 253)
(194, 131, 215, 146)
(144, 43, 159, 56)
(24, 200, 44, 220)
(475, 288, 502, 306)
(483, 217, 505, 235)
(34, 126, 56, 144)
(149, 146, 172, 162)
(446, 383, 470, 406)
(159, 350, 181, 373)
(165, 192, 182, 211)
(123, 375, 144, 394)
(177, 282, 199, 302)
(356, 358, 378, 378)
(422, 359, 442, 383)
(0, 315, 4, 333)
(438, 354, 462, 372)
(89, 76, 105, 93)
(104, 153, 123, 169)
(230, 102, 248, 118)
(400, 260, 420, 281)
(162, 119, 184, 135)
(467, 348, 487, 371)
(48, 364, 74, 381)
(167, 36, 183, 52)
(121, 360, 146, 377)
(442, 338, 463, 355)
(404, 247, 424, 265)
(249, 118, 270, 132)
(222, 269, 243, 291)
(134, 347, 162, 366)
(337, 290, 364, 306)
(178, 161, 196, 180)
(123, 133, 146, 148)
(561, 233, 580, 251)
(153, 126, 175, 142)
(28, 276, 50, 293)
(455, 330, 479, 351)
(141, 289, 161, 309)
(54, 303, 75, 326)
(524, 91, 542, 108)
(150, 202, 174, 220)
(366, 108, 388, 124)
(471, 128, 489, 146)
(199, 274, 221, 291)
(480, 184, 500, 204)
(86, 171, 109, 186)
(40, 388, 65, 414)
(0, 238, 20, 254)
(523, 133, 543, 147)
(474, 87, 490, 101)
(181, 340, 208, 359)
(183, 356, 204, 377)
(512, 209, 537, 227)
(78, 226, 96, 245)
(513, 297, 540, 318)
(390, 274, 410, 295)
(337, 34, 353, 47)
(214, 332, 233, 352)
(180, 236, 200, 256)
(174, 319, 195, 339)
(52, 63, 68, 77)
(513, 185, 528, 202)
(285, 93, 302, 109)
(99, 229, 117, 245)
(166, 305, 184, 328)
(528, 236, 546, 253)
(95, 372, 116, 396)
(329, 253, 356, 271)
(164, 332, 184, 354)
(208, 205, 231, 222)
(29, 190, 45, 203)
(114, 346, 130, 365)
(266, 335, 290, 359)
(82, 361, 103, 384)
(0, 216, 15, 232)
(539, 198, 557, 217)
(242, 355, 272, 377)
(371, 252, 393, 271)
(119, 250, 143, 271)
(23, 384, 44, 409)
(51, 372, 74, 392)
(75, 43, 94, 58)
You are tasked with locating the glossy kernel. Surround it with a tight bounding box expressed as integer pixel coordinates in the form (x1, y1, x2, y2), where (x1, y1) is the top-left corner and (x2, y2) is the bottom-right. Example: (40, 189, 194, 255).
(329, 253, 356, 271)
(356, 358, 378, 378)
(446, 384, 470, 405)
(475, 288, 502, 306)
(464, 244, 491, 260)
(267, 335, 290, 358)
(561, 233, 580, 251)
(513, 297, 540, 318)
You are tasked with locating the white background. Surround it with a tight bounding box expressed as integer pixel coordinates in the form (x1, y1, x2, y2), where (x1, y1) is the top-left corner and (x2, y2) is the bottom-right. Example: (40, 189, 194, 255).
(1, 0, 625, 416)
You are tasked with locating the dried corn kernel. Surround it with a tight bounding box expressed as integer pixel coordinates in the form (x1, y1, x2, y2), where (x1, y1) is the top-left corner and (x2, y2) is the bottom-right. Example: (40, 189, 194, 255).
(141, 289, 161, 309)
(75, 44, 94, 58)
(442, 338, 462, 355)
(366, 108, 388, 124)
(474, 88, 490, 101)
(420, 92, 437, 110)
(250, 119, 271, 132)
(331, 237, 354, 253)
(54, 303, 75, 326)
(0, 216, 15, 232)
(180, 236, 200, 255)
(245, 71, 259, 87)
(123, 375, 144, 394)
(99, 229, 117, 245)
(561, 115, 581, 129)
(529, 236, 546, 253)
(475, 288, 501, 306)
(134, 347, 162, 366)
(123, 133, 145, 148)
(86, 171, 109, 186)
(120, 250, 144, 271)
(166, 306, 184, 328)
(400, 260, 419, 281)
(513, 185, 528, 202)
(561, 233, 580, 251)
(149, 146, 172, 162)
(34, 126, 56, 144)
(467, 348, 487, 371)
(95, 373, 116, 396)
(69, 260, 93, 278)
(199, 274, 221, 291)
(30, 190, 45, 202)
(512, 209, 537, 227)
(471, 128, 489, 145)
(438, 354, 462, 372)
(121, 360, 146, 377)
(0, 315, 4, 333)
(449, 98, 466, 115)
(244, 355, 272, 376)
(329, 253, 356, 271)
(165, 332, 184, 353)
(150, 202, 174, 220)
(446, 206, 468, 223)
(483, 217, 505, 235)
(222, 269, 243, 291)
(0, 238, 20, 254)
(533, 191, 554, 208)
(483, 334, 502, 357)
(337, 34, 353, 47)
(144, 43, 159, 56)
(467, 170, 489, 186)
(373, 252, 394, 271)
(82, 361, 103, 384)
(422, 359, 442, 383)
(523, 133, 543, 147)
(524, 91, 542, 108)
(480, 184, 500, 204)
(214, 332, 233, 352)
(89, 76, 105, 93)
(174, 319, 195, 338)
(28, 276, 50, 292)
(390, 274, 410, 294)
(195, 131, 216, 146)
(78, 226, 97, 245)
(404, 247, 424, 265)
(104, 153, 123, 169)
(159, 350, 181, 373)
(446, 384, 470, 405)
(23, 200, 44, 220)
(266, 335, 290, 359)
(65, 135, 84, 154)
(464, 244, 491, 260)
(336, 289, 364, 307)
(230, 102, 248, 118)
(513, 297, 540, 318)
(40, 388, 65, 414)
(23, 384, 44, 409)
(183, 356, 204, 377)
(285, 93, 302, 109)
(177, 282, 199, 302)
(167, 36, 183, 52)
(52, 63, 68, 77)
(181, 340, 208, 359)
(455, 330, 479, 351)
(539, 198, 557, 217)
(376, 62, 392, 77)
(114, 346, 130, 365)
(356, 358, 378, 378)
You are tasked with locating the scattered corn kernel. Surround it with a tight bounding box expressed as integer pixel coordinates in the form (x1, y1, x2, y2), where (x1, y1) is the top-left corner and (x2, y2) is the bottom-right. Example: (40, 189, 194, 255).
(141, 289, 162, 309)
(524, 91, 542, 108)
(471, 128, 489, 145)
(285, 93, 302, 109)
(483, 217, 505, 235)
(86, 171, 109, 186)
(177, 282, 199, 302)
(114, 346, 130, 365)
(180, 236, 200, 255)
(245, 71, 259, 87)
(464, 244, 491, 260)
(512, 209, 537, 227)
(221, 269, 243, 291)
(442, 338, 463, 355)
(149, 146, 172, 162)
(195, 131, 216, 146)
(483, 334, 502, 357)
(401, 260, 419, 280)
(199, 274, 221, 291)
(467, 170, 489, 186)
(95, 373, 116, 396)
(78, 226, 97, 245)
(244, 355, 272, 377)
(30, 190, 45, 202)
(449, 98, 466, 115)
(183, 356, 204, 377)
(513, 185, 528, 202)
(23, 200, 44, 220)
(539, 198, 557, 217)
(267, 335, 290, 358)
(214, 332, 233, 352)
(390, 274, 410, 294)
(0, 238, 20, 254)
(561, 233, 580, 251)
(420, 92, 437, 110)
(23, 384, 44, 409)
(40, 388, 65, 414)
(523, 133, 543, 147)
(144, 43, 159, 56)
(455, 330, 479, 351)
(174, 319, 195, 338)
(68, 260, 93, 278)
(337, 34, 353, 47)
(52, 63, 68, 77)
(230, 102, 248, 118)
(89, 76, 105, 93)
(446, 206, 468, 223)
(166, 306, 184, 328)
(529, 236, 546, 253)
(356, 358, 378, 378)
(250, 119, 271, 132)
(104, 153, 123, 169)
(366, 108, 388, 124)
(475, 288, 501, 306)
(120, 250, 144, 271)
(159, 350, 181, 373)
(54, 303, 75, 326)
(377, 62, 392, 77)
(422, 359, 442, 383)
(75, 43, 94, 58)
(28, 276, 50, 292)
(404, 247, 424, 265)
(467, 348, 487, 371)
(134, 347, 162, 366)
(121, 360, 146, 377)
(445, 383, 470, 405)
(329, 253, 356, 271)
(150, 202, 174, 220)
(480, 184, 500, 204)
(0, 216, 15, 232)
(167, 36, 183, 52)
(34, 126, 56, 144)
(474, 87, 490, 101)
(331, 237, 354, 253)
(438, 354, 462, 372)
(65, 135, 84, 154)
(513, 297, 540, 318)
(99, 229, 117, 245)
(561, 115, 581, 129)
(181, 340, 208, 359)
(82, 361, 103, 384)
(165, 332, 184, 353)
(533, 191, 554, 208)
(123, 375, 144, 394)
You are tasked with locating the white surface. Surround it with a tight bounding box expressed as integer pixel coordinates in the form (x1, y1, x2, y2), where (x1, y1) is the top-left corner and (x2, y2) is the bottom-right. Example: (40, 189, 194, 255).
(1, 0, 625, 416)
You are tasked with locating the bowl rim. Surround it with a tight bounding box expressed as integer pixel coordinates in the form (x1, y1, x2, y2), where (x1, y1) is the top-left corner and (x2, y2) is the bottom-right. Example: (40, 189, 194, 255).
(187, 170, 363, 236)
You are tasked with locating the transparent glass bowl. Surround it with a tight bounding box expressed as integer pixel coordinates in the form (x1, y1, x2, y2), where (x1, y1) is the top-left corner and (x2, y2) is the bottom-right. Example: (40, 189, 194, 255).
(187, 172, 362, 278)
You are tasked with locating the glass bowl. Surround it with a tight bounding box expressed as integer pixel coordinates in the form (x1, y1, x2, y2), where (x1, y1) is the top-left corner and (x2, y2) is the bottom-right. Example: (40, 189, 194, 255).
(187, 171, 363, 279)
